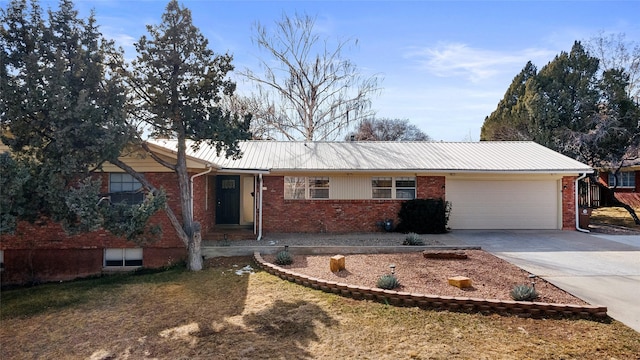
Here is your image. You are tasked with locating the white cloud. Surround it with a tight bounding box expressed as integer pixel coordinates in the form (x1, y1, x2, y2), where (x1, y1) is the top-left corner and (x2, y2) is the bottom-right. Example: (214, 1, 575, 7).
(405, 42, 555, 83)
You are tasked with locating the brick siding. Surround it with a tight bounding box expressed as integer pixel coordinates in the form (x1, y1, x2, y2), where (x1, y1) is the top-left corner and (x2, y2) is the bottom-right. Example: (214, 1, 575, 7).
(261, 175, 446, 233)
(562, 176, 577, 230)
(0, 171, 193, 285)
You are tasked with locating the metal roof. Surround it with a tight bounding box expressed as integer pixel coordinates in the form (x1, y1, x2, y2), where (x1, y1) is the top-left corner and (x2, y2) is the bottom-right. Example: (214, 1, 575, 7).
(148, 140, 593, 174)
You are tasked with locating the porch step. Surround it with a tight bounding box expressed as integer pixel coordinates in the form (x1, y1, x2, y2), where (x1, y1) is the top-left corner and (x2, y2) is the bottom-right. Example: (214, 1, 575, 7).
(203, 228, 256, 242)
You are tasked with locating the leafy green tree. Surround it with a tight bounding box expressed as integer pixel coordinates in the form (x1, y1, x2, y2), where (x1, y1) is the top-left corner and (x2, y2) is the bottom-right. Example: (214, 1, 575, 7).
(345, 118, 432, 141)
(125, 0, 250, 270)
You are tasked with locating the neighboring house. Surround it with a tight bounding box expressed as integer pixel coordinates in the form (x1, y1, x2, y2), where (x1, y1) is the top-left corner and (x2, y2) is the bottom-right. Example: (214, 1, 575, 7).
(597, 167, 639, 193)
(1, 140, 593, 284)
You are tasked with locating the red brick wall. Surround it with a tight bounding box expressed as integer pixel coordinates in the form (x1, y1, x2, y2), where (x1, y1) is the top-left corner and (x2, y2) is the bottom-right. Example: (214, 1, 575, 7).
(0, 171, 189, 285)
(261, 175, 446, 233)
(562, 176, 577, 230)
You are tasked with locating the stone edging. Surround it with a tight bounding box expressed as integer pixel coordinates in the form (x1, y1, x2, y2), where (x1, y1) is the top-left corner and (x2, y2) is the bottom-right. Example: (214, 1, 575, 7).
(253, 252, 608, 320)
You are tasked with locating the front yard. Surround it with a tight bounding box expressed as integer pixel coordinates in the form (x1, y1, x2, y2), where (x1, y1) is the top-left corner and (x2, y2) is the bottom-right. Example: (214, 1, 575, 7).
(2, 257, 639, 359)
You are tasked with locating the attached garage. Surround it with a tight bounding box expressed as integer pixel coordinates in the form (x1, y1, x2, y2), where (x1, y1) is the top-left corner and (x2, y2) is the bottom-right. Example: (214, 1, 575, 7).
(446, 178, 560, 230)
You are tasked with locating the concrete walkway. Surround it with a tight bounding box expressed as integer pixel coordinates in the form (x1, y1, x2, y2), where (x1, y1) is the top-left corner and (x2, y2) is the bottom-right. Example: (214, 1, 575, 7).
(447, 230, 640, 333)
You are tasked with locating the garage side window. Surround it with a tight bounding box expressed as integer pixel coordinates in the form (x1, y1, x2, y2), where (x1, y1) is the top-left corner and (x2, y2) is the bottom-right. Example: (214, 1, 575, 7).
(396, 177, 416, 199)
(372, 177, 416, 199)
(109, 173, 144, 205)
(104, 248, 143, 267)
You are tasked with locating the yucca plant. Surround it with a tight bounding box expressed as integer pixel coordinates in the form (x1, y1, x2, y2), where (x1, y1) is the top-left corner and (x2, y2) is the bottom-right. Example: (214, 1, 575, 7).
(510, 284, 538, 301)
(403, 232, 424, 246)
(274, 250, 293, 265)
(377, 274, 400, 290)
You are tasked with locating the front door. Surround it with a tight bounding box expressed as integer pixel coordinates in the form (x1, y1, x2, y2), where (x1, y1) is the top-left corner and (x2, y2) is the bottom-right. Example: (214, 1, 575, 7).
(216, 175, 240, 224)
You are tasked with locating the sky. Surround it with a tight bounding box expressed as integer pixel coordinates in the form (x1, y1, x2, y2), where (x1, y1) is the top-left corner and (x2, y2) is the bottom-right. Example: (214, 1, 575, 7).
(10, 0, 640, 141)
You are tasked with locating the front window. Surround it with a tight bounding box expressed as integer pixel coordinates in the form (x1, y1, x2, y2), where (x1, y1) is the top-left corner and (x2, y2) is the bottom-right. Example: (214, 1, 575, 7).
(372, 176, 416, 199)
(395, 177, 416, 199)
(109, 173, 144, 204)
(372, 177, 392, 198)
(284, 176, 330, 199)
(309, 177, 330, 199)
(608, 172, 636, 188)
(284, 177, 306, 199)
(104, 248, 143, 267)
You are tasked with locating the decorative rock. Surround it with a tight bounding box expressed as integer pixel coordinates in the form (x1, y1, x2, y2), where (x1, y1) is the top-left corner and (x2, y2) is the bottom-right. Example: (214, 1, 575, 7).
(330, 255, 346, 272)
(448, 276, 472, 289)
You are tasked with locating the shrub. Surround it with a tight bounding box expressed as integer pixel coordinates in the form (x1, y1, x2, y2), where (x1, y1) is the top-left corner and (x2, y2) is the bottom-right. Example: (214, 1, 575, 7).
(274, 250, 293, 265)
(395, 198, 451, 234)
(403, 232, 424, 246)
(377, 274, 400, 290)
(510, 284, 539, 301)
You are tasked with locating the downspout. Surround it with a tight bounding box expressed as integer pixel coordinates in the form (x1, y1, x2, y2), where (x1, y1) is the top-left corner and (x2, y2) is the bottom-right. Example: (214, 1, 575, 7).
(575, 173, 590, 233)
(257, 173, 264, 241)
(190, 166, 213, 222)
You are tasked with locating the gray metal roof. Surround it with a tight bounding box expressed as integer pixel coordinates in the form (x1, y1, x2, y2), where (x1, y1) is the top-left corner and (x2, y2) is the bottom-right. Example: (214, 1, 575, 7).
(148, 140, 593, 174)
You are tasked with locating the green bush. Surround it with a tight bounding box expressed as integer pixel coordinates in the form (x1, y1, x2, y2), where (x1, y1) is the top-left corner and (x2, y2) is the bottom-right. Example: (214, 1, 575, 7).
(395, 198, 451, 234)
(274, 250, 293, 265)
(376, 274, 400, 290)
(510, 284, 539, 301)
(403, 232, 425, 246)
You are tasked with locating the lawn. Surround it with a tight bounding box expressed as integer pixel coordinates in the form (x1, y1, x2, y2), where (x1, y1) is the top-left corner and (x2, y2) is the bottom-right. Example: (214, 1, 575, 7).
(591, 206, 640, 230)
(1, 257, 639, 360)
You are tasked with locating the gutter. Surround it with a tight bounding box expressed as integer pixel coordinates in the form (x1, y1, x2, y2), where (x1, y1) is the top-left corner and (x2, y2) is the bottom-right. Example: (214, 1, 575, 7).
(190, 166, 213, 222)
(575, 173, 590, 233)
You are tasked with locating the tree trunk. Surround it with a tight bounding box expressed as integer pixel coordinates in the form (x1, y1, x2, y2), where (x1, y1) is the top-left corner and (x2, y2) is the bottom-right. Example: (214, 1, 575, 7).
(188, 222, 203, 271)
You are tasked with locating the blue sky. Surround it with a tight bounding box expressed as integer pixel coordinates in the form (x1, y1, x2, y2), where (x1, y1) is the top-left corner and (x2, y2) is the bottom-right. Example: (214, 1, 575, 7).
(16, 0, 640, 141)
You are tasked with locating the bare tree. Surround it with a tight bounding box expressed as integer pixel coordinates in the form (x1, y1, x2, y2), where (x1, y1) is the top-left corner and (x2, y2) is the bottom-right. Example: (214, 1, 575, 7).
(345, 118, 432, 141)
(587, 31, 640, 99)
(241, 13, 381, 141)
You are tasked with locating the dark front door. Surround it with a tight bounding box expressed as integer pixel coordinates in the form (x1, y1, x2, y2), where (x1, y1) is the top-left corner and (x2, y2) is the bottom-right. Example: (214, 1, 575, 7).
(216, 175, 240, 224)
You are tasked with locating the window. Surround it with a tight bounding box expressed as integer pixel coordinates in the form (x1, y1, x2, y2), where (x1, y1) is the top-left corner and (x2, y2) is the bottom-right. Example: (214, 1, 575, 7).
(395, 177, 416, 199)
(309, 177, 330, 199)
(372, 177, 392, 198)
(104, 248, 143, 267)
(284, 177, 306, 199)
(109, 173, 144, 205)
(0, 250, 4, 272)
(608, 172, 636, 188)
(372, 176, 416, 199)
(284, 176, 330, 199)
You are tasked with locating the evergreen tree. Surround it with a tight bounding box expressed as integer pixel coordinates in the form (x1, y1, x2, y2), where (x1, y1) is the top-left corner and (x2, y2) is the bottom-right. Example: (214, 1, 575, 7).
(480, 61, 537, 140)
(0, 0, 140, 234)
(125, 0, 250, 271)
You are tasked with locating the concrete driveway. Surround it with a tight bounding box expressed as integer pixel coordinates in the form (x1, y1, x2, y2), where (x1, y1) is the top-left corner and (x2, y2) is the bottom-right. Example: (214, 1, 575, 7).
(446, 230, 640, 333)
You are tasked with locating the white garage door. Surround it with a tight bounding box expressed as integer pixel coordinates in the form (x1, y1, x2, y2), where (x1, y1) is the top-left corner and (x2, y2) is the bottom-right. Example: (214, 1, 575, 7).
(446, 180, 559, 229)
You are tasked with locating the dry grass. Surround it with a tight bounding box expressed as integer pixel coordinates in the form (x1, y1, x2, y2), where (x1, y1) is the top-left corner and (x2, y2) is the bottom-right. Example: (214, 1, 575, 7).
(1, 257, 639, 360)
(592, 206, 640, 230)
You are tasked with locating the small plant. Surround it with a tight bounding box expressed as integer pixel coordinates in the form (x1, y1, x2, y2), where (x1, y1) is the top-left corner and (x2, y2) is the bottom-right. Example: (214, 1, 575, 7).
(510, 284, 539, 301)
(377, 274, 400, 290)
(274, 250, 293, 265)
(403, 232, 425, 246)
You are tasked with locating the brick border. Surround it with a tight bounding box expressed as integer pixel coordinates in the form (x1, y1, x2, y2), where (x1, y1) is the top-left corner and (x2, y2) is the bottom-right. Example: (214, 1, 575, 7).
(253, 252, 608, 320)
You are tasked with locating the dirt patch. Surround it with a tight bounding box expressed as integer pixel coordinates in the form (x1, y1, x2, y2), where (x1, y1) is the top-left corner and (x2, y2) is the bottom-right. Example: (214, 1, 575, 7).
(267, 250, 588, 305)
